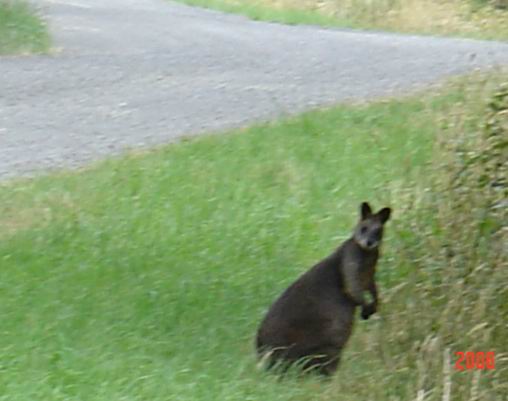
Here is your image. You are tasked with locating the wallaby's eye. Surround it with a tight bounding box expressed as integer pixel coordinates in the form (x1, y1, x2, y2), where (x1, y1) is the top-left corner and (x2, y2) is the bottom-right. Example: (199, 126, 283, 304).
(360, 226, 367, 235)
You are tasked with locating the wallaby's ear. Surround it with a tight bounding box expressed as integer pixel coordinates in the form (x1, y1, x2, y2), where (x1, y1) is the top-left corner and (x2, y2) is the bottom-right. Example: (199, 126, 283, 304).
(360, 202, 372, 219)
(378, 207, 392, 223)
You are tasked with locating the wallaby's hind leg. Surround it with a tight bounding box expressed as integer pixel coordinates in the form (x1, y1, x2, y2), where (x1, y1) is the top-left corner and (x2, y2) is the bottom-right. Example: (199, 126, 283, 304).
(317, 356, 340, 376)
(258, 344, 341, 377)
(297, 346, 342, 376)
(257, 345, 296, 374)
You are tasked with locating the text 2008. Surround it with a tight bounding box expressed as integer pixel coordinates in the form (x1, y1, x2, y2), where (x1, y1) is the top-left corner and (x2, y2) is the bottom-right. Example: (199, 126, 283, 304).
(455, 352, 495, 371)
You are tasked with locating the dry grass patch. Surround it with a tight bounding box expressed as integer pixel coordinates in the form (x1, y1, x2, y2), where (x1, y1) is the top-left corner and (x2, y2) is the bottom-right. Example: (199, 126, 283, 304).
(182, 0, 508, 39)
(264, 0, 508, 37)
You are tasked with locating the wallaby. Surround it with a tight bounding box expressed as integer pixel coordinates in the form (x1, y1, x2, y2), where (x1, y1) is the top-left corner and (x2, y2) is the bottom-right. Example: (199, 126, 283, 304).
(256, 202, 391, 376)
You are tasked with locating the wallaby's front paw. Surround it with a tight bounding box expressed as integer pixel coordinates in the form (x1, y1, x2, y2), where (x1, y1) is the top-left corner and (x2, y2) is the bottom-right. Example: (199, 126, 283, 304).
(361, 304, 376, 320)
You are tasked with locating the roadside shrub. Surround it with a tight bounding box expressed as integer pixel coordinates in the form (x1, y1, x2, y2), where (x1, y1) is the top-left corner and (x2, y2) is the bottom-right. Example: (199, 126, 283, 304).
(378, 81, 508, 400)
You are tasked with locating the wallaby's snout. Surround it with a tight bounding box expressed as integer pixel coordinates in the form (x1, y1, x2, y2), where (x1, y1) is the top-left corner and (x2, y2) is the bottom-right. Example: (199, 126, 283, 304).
(354, 202, 391, 251)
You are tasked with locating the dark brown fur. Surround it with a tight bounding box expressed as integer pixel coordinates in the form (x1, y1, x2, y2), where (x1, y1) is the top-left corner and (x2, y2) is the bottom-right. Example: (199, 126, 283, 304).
(255, 202, 391, 376)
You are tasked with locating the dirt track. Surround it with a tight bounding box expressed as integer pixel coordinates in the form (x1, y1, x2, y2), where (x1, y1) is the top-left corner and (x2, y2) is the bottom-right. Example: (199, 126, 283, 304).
(1, 0, 507, 179)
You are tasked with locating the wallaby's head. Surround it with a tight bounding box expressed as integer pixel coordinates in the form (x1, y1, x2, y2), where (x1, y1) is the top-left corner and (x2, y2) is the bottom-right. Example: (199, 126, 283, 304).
(353, 202, 391, 251)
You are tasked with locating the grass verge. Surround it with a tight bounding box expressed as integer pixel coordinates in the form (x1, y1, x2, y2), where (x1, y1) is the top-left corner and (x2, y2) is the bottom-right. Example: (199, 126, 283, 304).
(175, 0, 508, 40)
(0, 72, 506, 400)
(0, 0, 50, 55)
(176, 0, 344, 26)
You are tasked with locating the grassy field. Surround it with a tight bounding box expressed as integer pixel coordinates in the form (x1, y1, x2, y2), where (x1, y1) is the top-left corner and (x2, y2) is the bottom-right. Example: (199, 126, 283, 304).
(176, 0, 508, 40)
(1, 73, 507, 400)
(0, 0, 49, 54)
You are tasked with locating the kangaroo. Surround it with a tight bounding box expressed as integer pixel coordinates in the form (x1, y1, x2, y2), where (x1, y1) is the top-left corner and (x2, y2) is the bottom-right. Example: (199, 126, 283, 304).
(256, 202, 391, 376)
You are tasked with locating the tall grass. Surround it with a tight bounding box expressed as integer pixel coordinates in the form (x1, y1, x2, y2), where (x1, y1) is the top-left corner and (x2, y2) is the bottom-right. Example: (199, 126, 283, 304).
(0, 0, 50, 54)
(0, 73, 506, 400)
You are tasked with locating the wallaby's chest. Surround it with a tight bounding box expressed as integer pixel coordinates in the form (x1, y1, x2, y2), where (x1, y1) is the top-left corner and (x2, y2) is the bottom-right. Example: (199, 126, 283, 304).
(336, 250, 377, 294)
(358, 267, 375, 289)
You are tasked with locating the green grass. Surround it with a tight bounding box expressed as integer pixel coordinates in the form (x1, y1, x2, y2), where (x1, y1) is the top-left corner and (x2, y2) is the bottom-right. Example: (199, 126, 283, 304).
(0, 0, 50, 54)
(1, 73, 506, 400)
(177, 0, 345, 26)
(174, 0, 508, 40)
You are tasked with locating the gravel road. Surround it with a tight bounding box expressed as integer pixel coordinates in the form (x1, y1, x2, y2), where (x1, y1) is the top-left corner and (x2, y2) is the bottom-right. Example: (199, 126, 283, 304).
(1, 0, 507, 180)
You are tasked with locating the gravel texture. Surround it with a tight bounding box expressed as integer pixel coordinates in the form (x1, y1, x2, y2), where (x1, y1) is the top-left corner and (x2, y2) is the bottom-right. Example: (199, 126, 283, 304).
(1, 0, 507, 180)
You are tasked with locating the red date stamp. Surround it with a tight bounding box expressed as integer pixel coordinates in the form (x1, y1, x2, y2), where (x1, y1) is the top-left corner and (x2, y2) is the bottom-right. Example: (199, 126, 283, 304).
(455, 352, 495, 371)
